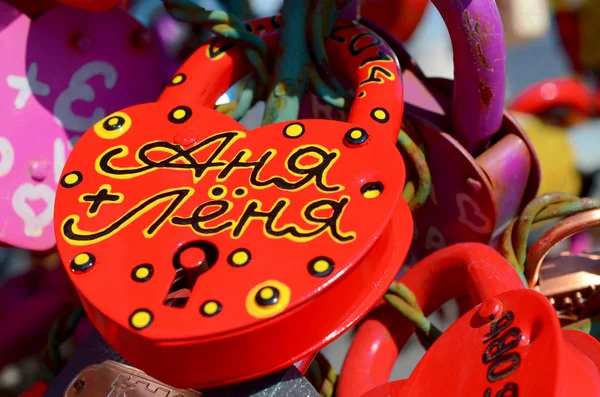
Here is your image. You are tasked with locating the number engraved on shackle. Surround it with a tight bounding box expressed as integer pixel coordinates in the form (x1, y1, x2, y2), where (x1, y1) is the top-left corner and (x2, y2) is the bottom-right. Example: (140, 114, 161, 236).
(54, 61, 118, 132)
(328, 23, 396, 87)
(481, 311, 522, 396)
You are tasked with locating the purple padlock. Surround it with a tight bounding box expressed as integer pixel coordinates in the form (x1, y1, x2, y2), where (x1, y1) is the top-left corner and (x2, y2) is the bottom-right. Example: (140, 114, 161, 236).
(0, 3, 163, 251)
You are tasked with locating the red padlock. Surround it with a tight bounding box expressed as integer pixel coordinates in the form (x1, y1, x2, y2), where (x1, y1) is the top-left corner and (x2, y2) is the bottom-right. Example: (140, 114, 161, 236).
(337, 243, 600, 397)
(510, 77, 595, 125)
(54, 16, 412, 388)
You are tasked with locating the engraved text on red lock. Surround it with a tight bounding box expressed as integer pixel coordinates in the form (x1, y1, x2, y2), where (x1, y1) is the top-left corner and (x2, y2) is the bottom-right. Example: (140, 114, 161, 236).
(363, 289, 600, 396)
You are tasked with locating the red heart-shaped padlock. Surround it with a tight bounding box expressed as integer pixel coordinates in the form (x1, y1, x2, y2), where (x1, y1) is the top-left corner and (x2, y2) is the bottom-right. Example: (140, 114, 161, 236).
(54, 17, 412, 388)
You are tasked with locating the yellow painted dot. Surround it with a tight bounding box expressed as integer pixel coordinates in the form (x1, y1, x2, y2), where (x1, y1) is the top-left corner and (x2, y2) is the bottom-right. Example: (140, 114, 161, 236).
(203, 301, 219, 315)
(135, 267, 150, 279)
(313, 259, 330, 273)
(173, 109, 187, 120)
(363, 189, 381, 199)
(131, 310, 152, 329)
(260, 287, 275, 300)
(172, 75, 184, 84)
(232, 251, 249, 266)
(284, 123, 304, 138)
(374, 109, 387, 120)
(107, 117, 119, 126)
(74, 253, 90, 266)
(64, 173, 79, 185)
(350, 129, 363, 140)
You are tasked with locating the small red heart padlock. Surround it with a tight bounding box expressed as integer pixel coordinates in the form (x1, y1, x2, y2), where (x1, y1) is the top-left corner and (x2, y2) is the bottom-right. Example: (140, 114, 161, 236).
(54, 16, 412, 388)
(337, 243, 600, 397)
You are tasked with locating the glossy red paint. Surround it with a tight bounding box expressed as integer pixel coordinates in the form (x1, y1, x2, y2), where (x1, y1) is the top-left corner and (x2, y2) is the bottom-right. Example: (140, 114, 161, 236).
(54, 18, 412, 388)
(338, 243, 600, 397)
(359, 290, 600, 397)
(510, 78, 595, 117)
(338, 243, 524, 396)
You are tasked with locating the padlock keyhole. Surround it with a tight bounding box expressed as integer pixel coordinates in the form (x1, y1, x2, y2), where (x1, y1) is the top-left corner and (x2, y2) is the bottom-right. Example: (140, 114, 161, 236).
(163, 241, 218, 308)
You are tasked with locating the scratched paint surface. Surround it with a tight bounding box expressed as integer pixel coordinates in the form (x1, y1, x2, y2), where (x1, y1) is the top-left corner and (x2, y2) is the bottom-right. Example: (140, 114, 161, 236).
(0, 3, 163, 250)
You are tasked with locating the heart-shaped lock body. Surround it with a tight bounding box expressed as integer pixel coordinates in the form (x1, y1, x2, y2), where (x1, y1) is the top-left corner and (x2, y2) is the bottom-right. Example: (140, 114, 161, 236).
(301, 0, 541, 262)
(54, 17, 412, 388)
(0, 4, 162, 251)
(338, 243, 600, 397)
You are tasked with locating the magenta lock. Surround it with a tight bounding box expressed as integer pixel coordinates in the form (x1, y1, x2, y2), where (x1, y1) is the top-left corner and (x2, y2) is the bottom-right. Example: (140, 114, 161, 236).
(0, 3, 163, 251)
(302, 0, 540, 262)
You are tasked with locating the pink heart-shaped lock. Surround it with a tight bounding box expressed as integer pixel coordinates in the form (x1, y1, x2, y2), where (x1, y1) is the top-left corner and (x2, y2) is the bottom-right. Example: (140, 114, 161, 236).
(0, 3, 163, 251)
